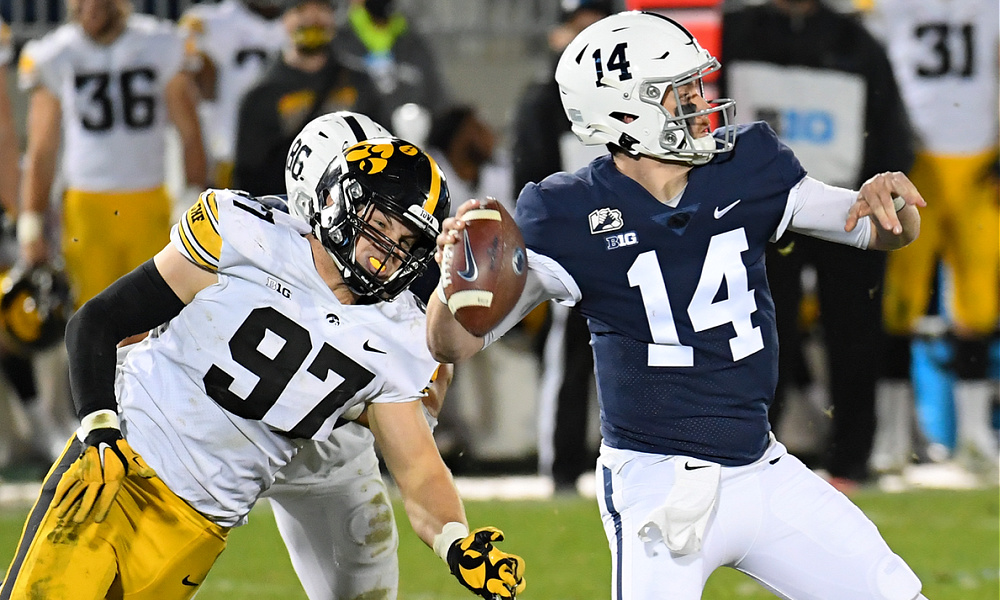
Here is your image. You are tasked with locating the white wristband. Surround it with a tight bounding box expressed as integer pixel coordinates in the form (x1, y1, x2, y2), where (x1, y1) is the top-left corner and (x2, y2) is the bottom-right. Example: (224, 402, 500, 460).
(16, 211, 44, 244)
(433, 521, 469, 563)
(76, 409, 120, 442)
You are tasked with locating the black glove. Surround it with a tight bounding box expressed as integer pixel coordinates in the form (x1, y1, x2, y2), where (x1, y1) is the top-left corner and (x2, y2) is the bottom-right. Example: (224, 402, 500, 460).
(53, 424, 155, 523)
(447, 526, 526, 600)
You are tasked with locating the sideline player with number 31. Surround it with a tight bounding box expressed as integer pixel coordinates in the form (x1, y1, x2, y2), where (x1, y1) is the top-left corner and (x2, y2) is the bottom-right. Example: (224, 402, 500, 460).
(427, 11, 928, 600)
(0, 117, 524, 599)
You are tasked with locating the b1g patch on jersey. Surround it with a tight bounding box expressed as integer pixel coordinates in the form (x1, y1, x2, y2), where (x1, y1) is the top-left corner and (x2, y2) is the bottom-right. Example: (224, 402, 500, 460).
(589, 207, 624, 234)
(605, 231, 638, 250)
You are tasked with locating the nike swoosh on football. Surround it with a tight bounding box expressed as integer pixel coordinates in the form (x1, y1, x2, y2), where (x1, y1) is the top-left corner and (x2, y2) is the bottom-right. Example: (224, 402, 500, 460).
(713, 199, 741, 219)
(684, 462, 710, 471)
(456, 230, 478, 281)
(182, 576, 200, 587)
(363, 340, 386, 354)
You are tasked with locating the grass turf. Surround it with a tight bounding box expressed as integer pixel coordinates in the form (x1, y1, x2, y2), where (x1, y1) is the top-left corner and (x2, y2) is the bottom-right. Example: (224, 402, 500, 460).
(0, 487, 996, 599)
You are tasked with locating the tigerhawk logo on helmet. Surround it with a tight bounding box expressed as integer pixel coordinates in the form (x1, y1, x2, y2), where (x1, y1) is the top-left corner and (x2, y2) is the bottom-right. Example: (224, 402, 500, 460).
(284, 111, 451, 302)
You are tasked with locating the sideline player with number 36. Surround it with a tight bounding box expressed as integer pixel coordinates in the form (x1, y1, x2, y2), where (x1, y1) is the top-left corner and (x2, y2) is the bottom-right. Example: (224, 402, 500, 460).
(16, 0, 207, 305)
(427, 12, 928, 600)
(0, 116, 524, 599)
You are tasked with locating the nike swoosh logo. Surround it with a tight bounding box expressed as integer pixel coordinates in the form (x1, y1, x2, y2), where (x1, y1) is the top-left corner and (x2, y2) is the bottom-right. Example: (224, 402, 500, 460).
(456, 230, 478, 281)
(714, 199, 741, 219)
(684, 462, 710, 471)
(363, 340, 386, 354)
(182, 576, 200, 587)
(769, 456, 782, 465)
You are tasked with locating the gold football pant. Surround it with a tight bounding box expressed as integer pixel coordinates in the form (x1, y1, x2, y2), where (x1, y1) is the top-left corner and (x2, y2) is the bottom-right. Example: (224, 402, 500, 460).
(0, 437, 228, 600)
(882, 150, 1000, 335)
(62, 186, 172, 307)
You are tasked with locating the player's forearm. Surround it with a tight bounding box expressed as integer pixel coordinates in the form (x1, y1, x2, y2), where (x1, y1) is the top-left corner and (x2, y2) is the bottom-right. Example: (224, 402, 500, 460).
(182, 135, 208, 188)
(167, 72, 208, 187)
(426, 290, 485, 363)
(20, 149, 56, 215)
(400, 465, 468, 548)
(21, 89, 61, 215)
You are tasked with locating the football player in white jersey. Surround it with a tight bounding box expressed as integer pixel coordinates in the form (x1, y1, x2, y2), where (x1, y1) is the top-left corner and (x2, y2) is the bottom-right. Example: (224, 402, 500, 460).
(16, 0, 207, 306)
(261, 111, 451, 600)
(860, 0, 1000, 477)
(0, 118, 524, 599)
(179, 0, 286, 188)
(428, 12, 927, 600)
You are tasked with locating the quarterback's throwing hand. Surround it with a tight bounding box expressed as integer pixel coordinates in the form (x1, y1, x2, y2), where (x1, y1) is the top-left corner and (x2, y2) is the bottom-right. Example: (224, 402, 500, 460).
(447, 526, 526, 600)
(53, 410, 155, 523)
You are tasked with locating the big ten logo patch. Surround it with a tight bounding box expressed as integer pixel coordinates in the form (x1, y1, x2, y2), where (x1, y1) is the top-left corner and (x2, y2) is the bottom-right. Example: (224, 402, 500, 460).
(606, 231, 638, 250)
(266, 277, 291, 298)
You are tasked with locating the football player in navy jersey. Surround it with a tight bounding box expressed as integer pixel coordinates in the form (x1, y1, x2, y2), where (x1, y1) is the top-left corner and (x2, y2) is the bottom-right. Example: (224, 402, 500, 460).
(427, 11, 928, 600)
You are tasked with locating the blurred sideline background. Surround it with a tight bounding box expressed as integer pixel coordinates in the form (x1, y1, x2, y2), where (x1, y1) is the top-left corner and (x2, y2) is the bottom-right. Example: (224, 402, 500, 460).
(0, 0, 994, 488)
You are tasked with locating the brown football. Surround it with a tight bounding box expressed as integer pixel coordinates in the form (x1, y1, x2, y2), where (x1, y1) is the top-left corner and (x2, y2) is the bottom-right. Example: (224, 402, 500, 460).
(441, 198, 528, 337)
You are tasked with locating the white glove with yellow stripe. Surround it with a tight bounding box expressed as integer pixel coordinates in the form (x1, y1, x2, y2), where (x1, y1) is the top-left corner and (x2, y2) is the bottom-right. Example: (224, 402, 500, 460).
(436, 523, 526, 599)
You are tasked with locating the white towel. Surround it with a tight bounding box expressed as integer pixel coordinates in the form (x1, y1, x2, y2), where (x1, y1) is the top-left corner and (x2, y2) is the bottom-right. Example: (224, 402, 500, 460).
(637, 457, 721, 555)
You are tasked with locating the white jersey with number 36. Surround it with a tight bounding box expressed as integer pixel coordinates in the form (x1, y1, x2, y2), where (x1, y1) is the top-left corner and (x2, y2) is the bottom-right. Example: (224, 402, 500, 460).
(18, 14, 184, 191)
(117, 189, 436, 526)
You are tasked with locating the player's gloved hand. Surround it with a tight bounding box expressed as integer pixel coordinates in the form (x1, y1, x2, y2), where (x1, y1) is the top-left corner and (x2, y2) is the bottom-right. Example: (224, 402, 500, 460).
(52, 410, 155, 523)
(445, 526, 526, 600)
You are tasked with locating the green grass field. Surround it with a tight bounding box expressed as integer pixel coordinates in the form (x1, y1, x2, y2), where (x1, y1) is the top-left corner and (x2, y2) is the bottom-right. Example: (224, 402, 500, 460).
(1, 488, 997, 599)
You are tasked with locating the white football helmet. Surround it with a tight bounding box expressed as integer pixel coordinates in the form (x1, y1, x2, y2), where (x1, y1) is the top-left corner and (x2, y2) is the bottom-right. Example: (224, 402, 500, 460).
(555, 11, 735, 165)
(284, 111, 450, 301)
(285, 111, 391, 222)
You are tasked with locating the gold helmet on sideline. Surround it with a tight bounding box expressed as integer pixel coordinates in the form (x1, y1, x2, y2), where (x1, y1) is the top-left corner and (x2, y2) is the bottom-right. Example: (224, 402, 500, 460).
(0, 264, 73, 353)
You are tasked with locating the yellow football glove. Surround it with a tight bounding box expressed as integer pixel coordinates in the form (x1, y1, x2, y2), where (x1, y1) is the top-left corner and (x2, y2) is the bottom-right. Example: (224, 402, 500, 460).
(447, 526, 526, 600)
(52, 411, 155, 523)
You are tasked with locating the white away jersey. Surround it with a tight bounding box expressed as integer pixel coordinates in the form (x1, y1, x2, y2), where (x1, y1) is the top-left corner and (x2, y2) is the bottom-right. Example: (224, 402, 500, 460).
(18, 14, 185, 191)
(180, 0, 285, 163)
(117, 189, 436, 526)
(864, 0, 999, 154)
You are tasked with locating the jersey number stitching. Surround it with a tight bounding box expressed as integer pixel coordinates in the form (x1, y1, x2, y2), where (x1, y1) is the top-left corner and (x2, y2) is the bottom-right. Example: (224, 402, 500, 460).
(627, 228, 764, 367)
(74, 68, 157, 132)
(203, 306, 375, 438)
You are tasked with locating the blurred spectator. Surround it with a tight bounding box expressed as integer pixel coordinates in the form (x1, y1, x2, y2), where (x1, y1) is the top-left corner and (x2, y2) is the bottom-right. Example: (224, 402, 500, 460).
(179, 0, 286, 188)
(333, 0, 452, 123)
(722, 0, 914, 489)
(17, 0, 206, 306)
(509, 0, 617, 492)
(425, 103, 518, 467)
(233, 0, 382, 196)
(427, 104, 513, 214)
(861, 0, 999, 476)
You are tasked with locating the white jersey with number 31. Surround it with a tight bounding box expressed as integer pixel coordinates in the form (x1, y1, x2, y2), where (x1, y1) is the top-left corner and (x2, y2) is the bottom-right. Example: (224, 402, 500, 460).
(864, 0, 999, 155)
(117, 189, 436, 526)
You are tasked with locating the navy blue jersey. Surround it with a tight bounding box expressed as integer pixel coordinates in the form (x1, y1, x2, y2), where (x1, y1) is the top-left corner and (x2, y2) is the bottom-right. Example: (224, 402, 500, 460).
(516, 122, 806, 465)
